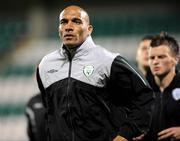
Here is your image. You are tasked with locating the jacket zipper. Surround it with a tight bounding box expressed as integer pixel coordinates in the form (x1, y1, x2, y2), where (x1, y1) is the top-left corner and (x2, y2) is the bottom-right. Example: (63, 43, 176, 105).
(158, 92, 163, 131)
(66, 54, 75, 141)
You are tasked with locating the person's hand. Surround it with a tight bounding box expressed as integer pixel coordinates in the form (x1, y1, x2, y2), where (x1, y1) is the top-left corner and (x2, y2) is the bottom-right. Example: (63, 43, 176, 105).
(158, 127, 180, 140)
(113, 135, 128, 141)
(132, 134, 145, 141)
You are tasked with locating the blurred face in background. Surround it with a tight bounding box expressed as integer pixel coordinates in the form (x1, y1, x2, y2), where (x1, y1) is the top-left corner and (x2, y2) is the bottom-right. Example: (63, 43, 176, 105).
(59, 6, 93, 48)
(148, 45, 178, 78)
(136, 39, 151, 68)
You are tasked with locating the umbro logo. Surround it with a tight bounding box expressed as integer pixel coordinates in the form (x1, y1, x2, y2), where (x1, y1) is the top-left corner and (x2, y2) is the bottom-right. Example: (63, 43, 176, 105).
(47, 69, 58, 73)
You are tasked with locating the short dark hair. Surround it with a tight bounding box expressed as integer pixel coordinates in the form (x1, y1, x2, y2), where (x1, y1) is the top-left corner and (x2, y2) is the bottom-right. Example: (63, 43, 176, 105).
(150, 31, 179, 56)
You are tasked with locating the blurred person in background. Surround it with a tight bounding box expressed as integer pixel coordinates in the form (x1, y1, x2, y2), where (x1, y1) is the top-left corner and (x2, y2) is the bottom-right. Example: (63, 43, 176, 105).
(25, 93, 46, 141)
(36, 5, 154, 141)
(25, 65, 46, 141)
(143, 32, 180, 141)
(133, 35, 154, 141)
(136, 35, 154, 79)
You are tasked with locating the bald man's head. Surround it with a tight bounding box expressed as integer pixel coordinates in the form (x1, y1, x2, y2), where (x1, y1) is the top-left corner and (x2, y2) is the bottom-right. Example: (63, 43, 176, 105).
(59, 5, 90, 25)
(58, 5, 93, 48)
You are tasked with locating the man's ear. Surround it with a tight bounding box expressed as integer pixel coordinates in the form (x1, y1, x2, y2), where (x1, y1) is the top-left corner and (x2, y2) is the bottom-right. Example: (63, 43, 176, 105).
(88, 25, 93, 35)
(173, 55, 179, 66)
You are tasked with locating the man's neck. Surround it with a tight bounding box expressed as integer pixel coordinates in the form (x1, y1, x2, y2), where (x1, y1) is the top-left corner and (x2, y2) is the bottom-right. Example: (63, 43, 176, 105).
(63, 45, 80, 58)
(155, 70, 176, 92)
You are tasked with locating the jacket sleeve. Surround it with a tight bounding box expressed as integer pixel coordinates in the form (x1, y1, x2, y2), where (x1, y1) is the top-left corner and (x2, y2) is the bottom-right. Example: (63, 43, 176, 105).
(108, 55, 155, 140)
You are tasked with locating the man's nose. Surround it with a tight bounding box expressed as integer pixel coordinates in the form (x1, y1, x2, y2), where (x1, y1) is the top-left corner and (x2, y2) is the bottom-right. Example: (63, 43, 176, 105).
(153, 57, 159, 64)
(65, 22, 73, 32)
(65, 28, 73, 32)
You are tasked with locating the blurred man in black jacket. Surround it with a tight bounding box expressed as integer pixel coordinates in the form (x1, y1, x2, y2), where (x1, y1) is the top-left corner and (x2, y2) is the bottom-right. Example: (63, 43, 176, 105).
(25, 93, 46, 141)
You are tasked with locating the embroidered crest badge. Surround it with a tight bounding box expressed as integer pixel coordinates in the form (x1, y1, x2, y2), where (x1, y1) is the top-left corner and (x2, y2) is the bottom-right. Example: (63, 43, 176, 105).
(83, 65, 94, 77)
(172, 88, 180, 101)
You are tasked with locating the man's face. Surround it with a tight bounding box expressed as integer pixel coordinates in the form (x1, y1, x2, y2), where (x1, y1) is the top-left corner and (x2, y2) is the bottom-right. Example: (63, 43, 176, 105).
(148, 45, 178, 77)
(59, 7, 92, 48)
(136, 39, 151, 68)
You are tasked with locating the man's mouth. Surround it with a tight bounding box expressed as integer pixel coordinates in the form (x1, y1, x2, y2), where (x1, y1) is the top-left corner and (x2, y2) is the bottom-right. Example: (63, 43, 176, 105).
(64, 34, 74, 38)
(153, 67, 160, 72)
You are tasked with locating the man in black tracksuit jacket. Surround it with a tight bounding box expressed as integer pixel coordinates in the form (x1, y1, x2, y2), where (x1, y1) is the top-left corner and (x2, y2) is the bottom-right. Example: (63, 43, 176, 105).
(143, 32, 180, 141)
(36, 5, 155, 141)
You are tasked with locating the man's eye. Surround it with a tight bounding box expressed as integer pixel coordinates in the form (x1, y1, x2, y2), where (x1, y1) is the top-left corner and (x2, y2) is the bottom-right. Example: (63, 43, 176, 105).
(74, 20, 82, 24)
(60, 20, 67, 24)
(149, 56, 154, 60)
(76, 21, 81, 24)
(60, 22, 65, 24)
(159, 56, 165, 59)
